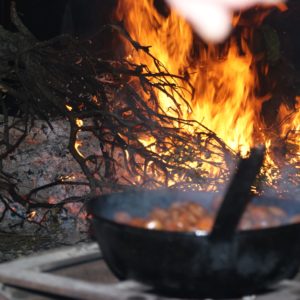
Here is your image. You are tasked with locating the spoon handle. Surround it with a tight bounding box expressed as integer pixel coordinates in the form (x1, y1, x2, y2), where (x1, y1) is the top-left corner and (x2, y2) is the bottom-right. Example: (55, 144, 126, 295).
(210, 146, 265, 240)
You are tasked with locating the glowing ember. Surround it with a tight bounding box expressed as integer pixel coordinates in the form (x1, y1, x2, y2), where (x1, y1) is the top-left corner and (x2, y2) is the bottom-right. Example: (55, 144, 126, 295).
(278, 97, 300, 175)
(27, 210, 37, 221)
(75, 118, 84, 157)
(75, 140, 84, 158)
(66, 105, 73, 111)
(116, 0, 300, 187)
(76, 118, 84, 128)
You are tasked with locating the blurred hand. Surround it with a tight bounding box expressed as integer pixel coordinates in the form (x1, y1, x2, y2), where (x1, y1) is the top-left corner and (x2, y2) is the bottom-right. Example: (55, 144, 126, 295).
(164, 0, 284, 43)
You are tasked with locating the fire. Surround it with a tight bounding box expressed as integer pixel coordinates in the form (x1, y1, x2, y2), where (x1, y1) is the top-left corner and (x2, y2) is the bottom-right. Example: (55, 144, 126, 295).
(27, 210, 37, 221)
(279, 98, 300, 140)
(76, 118, 84, 128)
(116, 0, 300, 187)
(75, 140, 84, 158)
(75, 118, 84, 157)
(191, 39, 260, 158)
(66, 104, 73, 111)
(278, 98, 300, 173)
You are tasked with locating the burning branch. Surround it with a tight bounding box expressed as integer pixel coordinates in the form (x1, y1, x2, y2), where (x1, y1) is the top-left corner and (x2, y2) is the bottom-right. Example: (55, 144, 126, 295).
(1, 2, 298, 228)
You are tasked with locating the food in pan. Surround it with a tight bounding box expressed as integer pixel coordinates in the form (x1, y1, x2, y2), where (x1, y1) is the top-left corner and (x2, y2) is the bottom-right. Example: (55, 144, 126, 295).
(114, 200, 292, 232)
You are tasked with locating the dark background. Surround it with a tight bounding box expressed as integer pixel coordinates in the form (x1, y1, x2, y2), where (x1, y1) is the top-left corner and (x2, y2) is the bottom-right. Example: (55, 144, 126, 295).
(0, 0, 299, 69)
(0, 0, 117, 40)
(0, 0, 300, 119)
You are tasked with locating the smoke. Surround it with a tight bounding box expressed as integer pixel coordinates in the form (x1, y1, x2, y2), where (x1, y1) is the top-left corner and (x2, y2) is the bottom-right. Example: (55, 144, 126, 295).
(165, 0, 285, 43)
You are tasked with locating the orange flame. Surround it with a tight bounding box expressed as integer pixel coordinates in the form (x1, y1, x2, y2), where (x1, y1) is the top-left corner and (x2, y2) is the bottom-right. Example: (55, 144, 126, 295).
(116, 0, 299, 185)
(279, 98, 300, 139)
(27, 210, 37, 220)
(66, 104, 73, 111)
(76, 118, 84, 128)
(75, 140, 84, 158)
(278, 98, 300, 174)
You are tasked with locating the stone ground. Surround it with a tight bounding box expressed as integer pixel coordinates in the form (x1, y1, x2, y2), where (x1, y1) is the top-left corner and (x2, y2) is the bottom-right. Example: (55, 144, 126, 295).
(0, 116, 96, 263)
(0, 233, 86, 262)
(0, 216, 91, 263)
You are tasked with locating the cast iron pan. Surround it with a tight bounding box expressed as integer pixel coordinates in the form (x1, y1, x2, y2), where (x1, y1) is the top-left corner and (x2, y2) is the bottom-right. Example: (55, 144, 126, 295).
(88, 151, 300, 298)
(89, 190, 300, 298)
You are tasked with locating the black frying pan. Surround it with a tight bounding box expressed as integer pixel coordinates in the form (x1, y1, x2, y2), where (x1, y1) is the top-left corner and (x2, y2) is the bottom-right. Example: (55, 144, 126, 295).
(88, 189, 300, 298)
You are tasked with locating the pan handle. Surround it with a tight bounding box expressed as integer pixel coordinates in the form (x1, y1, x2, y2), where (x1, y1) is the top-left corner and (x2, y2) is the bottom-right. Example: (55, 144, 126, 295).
(209, 146, 265, 240)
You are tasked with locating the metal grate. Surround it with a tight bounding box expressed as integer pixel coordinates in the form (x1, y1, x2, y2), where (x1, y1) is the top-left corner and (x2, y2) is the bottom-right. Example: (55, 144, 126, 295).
(0, 243, 299, 300)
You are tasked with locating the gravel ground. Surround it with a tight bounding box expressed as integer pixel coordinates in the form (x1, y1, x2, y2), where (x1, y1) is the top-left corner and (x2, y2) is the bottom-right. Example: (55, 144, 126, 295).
(0, 217, 91, 263)
(0, 232, 91, 262)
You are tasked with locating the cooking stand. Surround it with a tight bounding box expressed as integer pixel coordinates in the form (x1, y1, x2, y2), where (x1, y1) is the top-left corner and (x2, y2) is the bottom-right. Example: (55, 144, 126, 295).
(0, 243, 299, 300)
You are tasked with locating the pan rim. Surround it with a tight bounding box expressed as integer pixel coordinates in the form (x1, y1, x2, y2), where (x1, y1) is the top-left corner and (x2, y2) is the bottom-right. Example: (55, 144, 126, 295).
(88, 188, 300, 236)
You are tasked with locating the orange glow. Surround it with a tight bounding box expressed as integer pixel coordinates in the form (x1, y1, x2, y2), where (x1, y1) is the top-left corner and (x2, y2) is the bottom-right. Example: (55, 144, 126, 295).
(274, 2, 288, 12)
(278, 98, 300, 175)
(27, 210, 37, 220)
(59, 175, 77, 181)
(116, 0, 298, 186)
(66, 105, 73, 111)
(75, 140, 84, 158)
(48, 196, 57, 204)
(76, 118, 84, 128)
(279, 100, 300, 139)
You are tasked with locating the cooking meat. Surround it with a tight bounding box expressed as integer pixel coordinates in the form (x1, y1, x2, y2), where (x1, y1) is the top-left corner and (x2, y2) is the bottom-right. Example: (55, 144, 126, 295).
(114, 200, 290, 232)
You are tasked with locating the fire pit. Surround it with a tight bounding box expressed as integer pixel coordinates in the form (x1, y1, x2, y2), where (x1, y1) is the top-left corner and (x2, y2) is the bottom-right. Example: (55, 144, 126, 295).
(0, 2, 300, 299)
